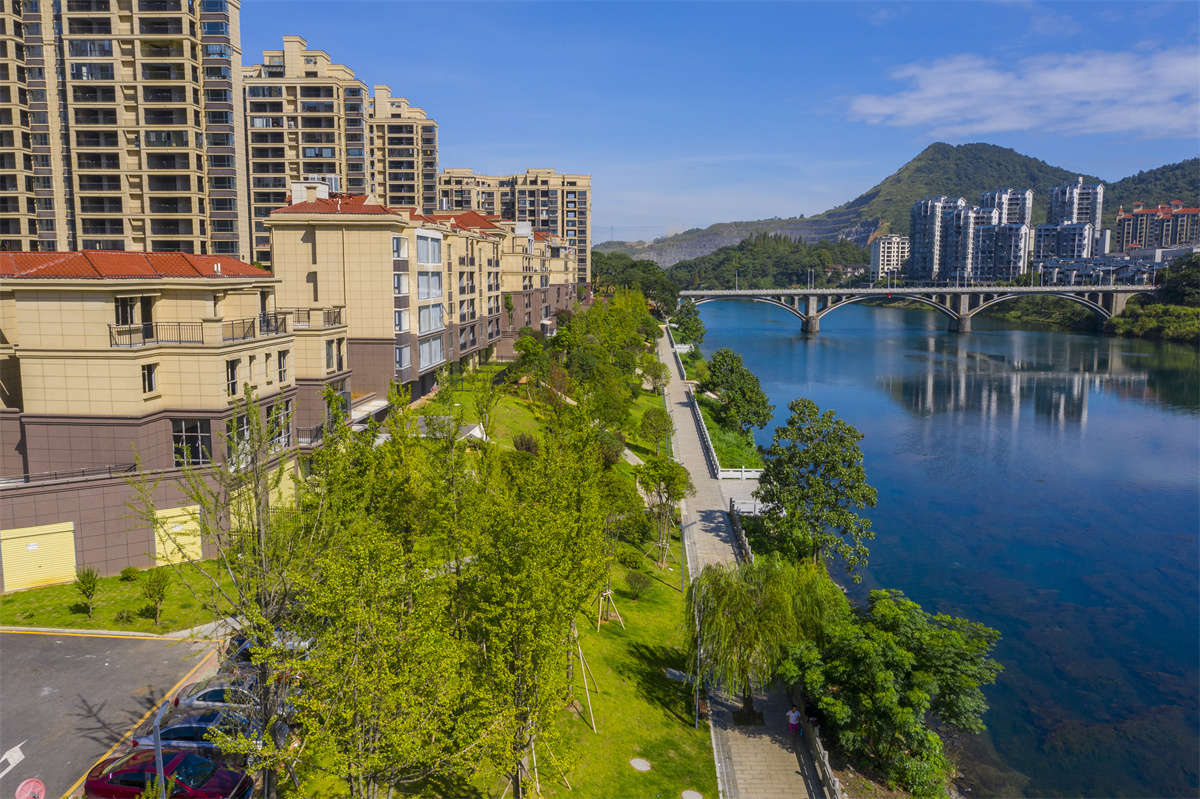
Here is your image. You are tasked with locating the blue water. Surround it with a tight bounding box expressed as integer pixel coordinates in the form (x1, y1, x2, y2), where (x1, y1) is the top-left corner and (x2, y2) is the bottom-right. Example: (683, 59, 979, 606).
(697, 300, 1200, 798)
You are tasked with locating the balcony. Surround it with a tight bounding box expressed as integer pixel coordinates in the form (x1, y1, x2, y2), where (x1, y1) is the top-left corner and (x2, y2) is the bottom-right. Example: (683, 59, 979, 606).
(109, 321, 203, 347)
(297, 423, 324, 446)
(285, 307, 344, 329)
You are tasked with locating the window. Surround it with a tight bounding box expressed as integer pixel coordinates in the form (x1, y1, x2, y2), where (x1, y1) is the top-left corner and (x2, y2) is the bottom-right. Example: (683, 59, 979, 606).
(395, 345, 410, 371)
(418, 336, 444, 370)
(172, 420, 211, 466)
(226, 415, 249, 460)
(141, 363, 157, 393)
(204, 65, 230, 79)
(70, 62, 113, 80)
(211, 198, 236, 212)
(205, 111, 232, 125)
(393, 272, 409, 296)
(325, 340, 334, 370)
(200, 0, 226, 9)
(204, 88, 231, 103)
(201, 21, 227, 35)
(269, 400, 291, 448)
(417, 303, 443, 334)
(204, 43, 230, 58)
(416, 271, 441, 300)
(226, 359, 238, 395)
(209, 176, 235, 190)
(115, 296, 137, 325)
(277, 350, 288, 382)
(394, 309, 410, 332)
(416, 234, 441, 265)
(392, 236, 409, 259)
(68, 39, 112, 57)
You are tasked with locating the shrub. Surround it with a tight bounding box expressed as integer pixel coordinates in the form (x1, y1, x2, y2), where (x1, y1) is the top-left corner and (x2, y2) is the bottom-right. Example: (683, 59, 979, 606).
(119, 566, 140, 582)
(74, 565, 100, 620)
(629, 381, 643, 399)
(513, 433, 539, 455)
(625, 569, 653, 600)
(113, 608, 135, 624)
(616, 548, 643, 570)
(141, 568, 171, 625)
(625, 512, 655, 543)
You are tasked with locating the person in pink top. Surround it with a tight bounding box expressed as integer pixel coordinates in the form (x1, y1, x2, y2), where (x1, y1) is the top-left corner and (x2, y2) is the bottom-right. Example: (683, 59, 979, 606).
(787, 704, 803, 737)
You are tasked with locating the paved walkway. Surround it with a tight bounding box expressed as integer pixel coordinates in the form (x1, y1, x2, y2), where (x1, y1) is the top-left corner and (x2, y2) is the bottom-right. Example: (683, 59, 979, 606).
(660, 330, 827, 799)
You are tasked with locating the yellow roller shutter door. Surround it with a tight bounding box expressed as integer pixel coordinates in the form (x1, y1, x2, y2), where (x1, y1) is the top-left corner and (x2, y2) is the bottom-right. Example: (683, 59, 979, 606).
(1, 521, 77, 592)
(155, 505, 203, 565)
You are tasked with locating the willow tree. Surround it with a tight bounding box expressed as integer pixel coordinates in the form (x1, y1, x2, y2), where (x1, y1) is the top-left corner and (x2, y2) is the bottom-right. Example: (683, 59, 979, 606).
(686, 556, 847, 715)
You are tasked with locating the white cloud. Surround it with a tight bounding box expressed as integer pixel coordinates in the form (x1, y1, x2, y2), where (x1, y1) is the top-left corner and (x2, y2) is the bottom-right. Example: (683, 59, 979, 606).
(848, 48, 1200, 139)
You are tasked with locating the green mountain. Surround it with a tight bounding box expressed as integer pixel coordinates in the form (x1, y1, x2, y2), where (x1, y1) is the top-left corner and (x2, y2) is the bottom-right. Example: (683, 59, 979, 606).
(596, 144, 1198, 267)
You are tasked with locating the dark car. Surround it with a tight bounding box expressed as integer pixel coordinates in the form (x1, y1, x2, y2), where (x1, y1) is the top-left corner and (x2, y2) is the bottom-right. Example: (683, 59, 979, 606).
(130, 708, 257, 754)
(218, 630, 312, 678)
(83, 748, 252, 798)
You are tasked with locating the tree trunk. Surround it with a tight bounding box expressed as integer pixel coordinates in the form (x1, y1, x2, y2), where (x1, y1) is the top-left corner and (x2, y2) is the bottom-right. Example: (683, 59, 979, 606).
(742, 683, 755, 716)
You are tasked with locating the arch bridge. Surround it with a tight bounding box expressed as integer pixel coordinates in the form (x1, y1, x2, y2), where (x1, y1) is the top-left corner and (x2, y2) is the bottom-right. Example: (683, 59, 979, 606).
(679, 286, 1156, 333)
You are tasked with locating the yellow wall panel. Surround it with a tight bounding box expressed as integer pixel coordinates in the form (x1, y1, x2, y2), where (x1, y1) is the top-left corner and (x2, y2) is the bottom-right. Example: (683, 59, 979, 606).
(1, 522, 77, 592)
(154, 505, 203, 565)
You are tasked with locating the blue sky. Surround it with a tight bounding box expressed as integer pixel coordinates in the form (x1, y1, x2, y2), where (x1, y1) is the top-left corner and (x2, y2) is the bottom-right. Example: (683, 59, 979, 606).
(243, 1, 1200, 242)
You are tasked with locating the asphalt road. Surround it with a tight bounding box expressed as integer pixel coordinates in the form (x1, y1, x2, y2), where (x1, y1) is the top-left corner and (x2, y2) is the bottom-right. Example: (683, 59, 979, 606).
(0, 630, 213, 799)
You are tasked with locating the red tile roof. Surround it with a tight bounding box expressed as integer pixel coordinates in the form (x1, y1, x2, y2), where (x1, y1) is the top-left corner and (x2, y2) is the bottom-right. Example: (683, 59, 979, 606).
(271, 193, 400, 216)
(425, 210, 503, 232)
(0, 251, 271, 280)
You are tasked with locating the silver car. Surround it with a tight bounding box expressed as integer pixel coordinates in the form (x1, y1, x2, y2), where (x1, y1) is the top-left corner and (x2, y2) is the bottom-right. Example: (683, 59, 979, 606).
(130, 707, 255, 754)
(172, 676, 257, 712)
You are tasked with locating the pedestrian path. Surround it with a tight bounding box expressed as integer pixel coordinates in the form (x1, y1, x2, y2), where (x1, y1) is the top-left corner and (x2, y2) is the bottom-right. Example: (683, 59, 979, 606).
(659, 329, 827, 799)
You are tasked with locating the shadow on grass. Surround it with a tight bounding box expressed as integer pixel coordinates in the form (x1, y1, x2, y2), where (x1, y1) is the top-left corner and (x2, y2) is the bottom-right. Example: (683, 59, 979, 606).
(68, 601, 91, 616)
(612, 642, 692, 726)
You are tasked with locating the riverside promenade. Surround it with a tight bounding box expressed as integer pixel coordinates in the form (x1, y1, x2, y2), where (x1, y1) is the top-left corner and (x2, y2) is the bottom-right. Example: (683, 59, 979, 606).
(658, 330, 827, 799)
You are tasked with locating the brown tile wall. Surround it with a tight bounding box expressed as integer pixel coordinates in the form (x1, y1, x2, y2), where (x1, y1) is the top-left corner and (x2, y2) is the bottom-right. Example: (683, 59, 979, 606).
(0, 408, 23, 476)
(347, 338, 396, 398)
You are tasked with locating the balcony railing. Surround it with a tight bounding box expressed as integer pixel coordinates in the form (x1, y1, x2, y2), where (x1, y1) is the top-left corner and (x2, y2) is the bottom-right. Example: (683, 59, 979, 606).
(222, 318, 255, 341)
(109, 322, 203, 348)
(259, 312, 287, 336)
(286, 307, 343, 329)
(1, 462, 137, 489)
(297, 423, 324, 446)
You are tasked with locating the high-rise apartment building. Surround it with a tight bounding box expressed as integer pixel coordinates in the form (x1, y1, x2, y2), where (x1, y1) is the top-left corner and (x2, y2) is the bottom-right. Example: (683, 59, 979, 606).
(980, 188, 1033, 226)
(438, 168, 591, 287)
(869, 234, 908, 281)
(241, 37, 438, 266)
(1034, 222, 1093, 260)
(0, 0, 249, 256)
(943, 205, 998, 281)
(909, 196, 965, 280)
(973, 222, 1030, 281)
(1115, 201, 1200, 252)
(1048, 176, 1104, 228)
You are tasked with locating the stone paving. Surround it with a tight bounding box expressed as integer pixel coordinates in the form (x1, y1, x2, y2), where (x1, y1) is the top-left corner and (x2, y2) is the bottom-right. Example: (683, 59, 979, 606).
(660, 330, 828, 799)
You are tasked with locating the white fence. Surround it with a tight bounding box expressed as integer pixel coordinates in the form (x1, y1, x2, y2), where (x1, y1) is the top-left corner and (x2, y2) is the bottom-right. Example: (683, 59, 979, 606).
(686, 388, 765, 481)
(665, 323, 688, 380)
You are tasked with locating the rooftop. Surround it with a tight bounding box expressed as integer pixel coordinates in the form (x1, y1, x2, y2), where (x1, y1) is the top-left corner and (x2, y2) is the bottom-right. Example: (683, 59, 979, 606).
(0, 251, 270, 280)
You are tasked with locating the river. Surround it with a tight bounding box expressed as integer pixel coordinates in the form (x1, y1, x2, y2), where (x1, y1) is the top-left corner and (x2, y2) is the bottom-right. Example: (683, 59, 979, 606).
(694, 300, 1199, 798)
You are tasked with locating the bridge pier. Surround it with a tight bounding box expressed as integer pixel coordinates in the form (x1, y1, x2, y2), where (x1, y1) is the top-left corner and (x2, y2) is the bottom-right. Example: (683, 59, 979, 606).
(949, 315, 971, 333)
(803, 315, 819, 334)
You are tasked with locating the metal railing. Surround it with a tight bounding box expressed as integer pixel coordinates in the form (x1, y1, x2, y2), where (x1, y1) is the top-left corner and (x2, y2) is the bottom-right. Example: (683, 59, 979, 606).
(287, 308, 343, 329)
(297, 423, 324, 446)
(109, 322, 203, 348)
(1, 462, 137, 488)
(222, 317, 255, 341)
(687, 387, 763, 481)
(258, 312, 287, 336)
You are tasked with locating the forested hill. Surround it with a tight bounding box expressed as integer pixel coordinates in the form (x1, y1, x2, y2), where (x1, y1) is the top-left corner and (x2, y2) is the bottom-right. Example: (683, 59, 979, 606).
(664, 233, 869, 290)
(596, 144, 1198, 267)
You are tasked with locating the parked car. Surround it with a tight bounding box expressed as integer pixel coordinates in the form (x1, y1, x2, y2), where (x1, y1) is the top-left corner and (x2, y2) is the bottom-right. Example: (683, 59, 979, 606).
(218, 630, 312, 678)
(130, 708, 257, 754)
(84, 748, 252, 798)
(173, 677, 257, 712)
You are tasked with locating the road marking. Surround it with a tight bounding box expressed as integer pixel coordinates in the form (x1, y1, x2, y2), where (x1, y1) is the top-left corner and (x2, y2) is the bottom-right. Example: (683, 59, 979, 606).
(59, 649, 214, 799)
(0, 740, 27, 780)
(0, 630, 206, 642)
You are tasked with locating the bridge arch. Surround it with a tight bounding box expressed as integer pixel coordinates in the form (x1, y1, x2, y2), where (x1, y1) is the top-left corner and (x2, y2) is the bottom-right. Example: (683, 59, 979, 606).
(692, 295, 806, 321)
(966, 291, 1110, 321)
(809, 293, 960, 321)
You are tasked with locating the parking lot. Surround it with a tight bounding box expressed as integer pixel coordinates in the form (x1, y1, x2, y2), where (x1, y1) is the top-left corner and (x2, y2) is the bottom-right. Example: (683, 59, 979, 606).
(0, 630, 214, 798)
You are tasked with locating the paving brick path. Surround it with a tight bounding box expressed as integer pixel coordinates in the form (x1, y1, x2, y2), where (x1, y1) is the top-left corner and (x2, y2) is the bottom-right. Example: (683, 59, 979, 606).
(660, 330, 827, 799)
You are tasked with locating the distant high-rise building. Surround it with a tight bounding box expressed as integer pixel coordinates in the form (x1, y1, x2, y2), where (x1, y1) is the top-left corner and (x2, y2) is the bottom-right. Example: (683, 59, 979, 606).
(1048, 176, 1104, 228)
(437, 168, 592, 286)
(241, 37, 438, 266)
(943, 205, 998, 281)
(1035, 222, 1093, 260)
(973, 223, 1031, 281)
(909, 196, 965, 280)
(980, 188, 1033, 226)
(870, 234, 909, 281)
(1115, 201, 1200, 251)
(0, 0, 249, 255)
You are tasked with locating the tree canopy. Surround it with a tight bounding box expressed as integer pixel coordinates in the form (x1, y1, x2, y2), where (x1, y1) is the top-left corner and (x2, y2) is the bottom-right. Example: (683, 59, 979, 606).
(704, 348, 774, 434)
(672, 299, 706, 347)
(666, 232, 869, 291)
(591, 251, 678, 316)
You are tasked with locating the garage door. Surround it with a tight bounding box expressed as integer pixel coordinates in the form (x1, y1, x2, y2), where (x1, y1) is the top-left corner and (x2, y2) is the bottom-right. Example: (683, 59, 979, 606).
(155, 505, 203, 565)
(1, 521, 77, 592)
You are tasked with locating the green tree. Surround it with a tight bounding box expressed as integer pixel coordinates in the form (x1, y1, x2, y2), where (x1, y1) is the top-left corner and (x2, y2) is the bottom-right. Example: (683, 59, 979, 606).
(1162, 253, 1200, 307)
(634, 456, 695, 567)
(753, 398, 877, 580)
(706, 348, 774, 434)
(472, 367, 503, 441)
(782, 590, 1001, 796)
(74, 564, 99, 620)
(638, 406, 673, 457)
(686, 556, 847, 715)
(639, 352, 670, 394)
(513, 334, 548, 401)
(673, 299, 706, 347)
(141, 567, 170, 625)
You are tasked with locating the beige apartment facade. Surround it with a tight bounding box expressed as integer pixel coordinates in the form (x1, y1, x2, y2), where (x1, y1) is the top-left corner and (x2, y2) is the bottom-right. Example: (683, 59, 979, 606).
(0, 0, 250, 257)
(438, 168, 592, 288)
(242, 37, 438, 266)
(1115, 201, 1200, 252)
(266, 186, 503, 400)
(869, 234, 909, 281)
(0, 250, 350, 591)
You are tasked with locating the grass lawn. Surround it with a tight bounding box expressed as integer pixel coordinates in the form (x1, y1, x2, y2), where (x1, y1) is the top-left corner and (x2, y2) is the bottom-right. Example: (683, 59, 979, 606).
(418, 365, 545, 449)
(0, 560, 232, 634)
(551, 534, 717, 799)
(695, 396, 764, 470)
(624, 390, 671, 461)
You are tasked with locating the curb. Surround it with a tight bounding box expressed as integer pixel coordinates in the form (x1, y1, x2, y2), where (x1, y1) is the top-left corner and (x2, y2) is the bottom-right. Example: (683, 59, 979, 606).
(0, 624, 164, 638)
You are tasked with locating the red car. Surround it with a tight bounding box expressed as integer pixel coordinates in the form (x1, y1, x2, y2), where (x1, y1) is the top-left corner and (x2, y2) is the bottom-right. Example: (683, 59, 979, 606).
(84, 748, 253, 798)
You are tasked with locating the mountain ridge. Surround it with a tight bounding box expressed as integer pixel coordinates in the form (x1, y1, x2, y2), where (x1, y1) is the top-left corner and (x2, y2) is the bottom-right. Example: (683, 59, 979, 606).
(596, 143, 1198, 267)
